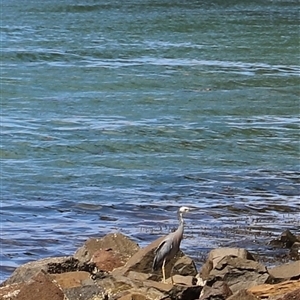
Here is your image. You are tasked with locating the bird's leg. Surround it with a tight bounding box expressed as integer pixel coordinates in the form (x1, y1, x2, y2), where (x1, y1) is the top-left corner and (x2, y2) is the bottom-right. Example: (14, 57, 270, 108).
(162, 259, 166, 283)
(170, 264, 176, 285)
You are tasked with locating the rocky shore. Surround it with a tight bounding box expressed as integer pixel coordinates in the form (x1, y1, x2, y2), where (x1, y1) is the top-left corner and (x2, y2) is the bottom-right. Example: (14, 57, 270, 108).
(0, 230, 299, 300)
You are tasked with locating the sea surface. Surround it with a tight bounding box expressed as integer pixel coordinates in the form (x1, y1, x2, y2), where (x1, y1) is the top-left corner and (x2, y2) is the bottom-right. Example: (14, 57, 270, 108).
(1, 0, 299, 282)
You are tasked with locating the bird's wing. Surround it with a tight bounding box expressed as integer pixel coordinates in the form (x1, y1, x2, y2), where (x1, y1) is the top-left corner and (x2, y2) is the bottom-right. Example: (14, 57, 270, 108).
(152, 236, 174, 271)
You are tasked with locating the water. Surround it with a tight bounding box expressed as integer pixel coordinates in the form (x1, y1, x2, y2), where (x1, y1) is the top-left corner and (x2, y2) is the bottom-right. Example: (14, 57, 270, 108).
(1, 0, 299, 282)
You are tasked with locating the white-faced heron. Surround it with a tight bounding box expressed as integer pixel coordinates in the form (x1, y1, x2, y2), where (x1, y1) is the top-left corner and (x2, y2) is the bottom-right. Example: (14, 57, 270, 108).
(152, 206, 191, 283)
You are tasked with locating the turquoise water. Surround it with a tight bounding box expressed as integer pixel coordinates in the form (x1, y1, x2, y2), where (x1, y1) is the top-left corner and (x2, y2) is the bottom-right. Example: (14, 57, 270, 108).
(1, 0, 299, 282)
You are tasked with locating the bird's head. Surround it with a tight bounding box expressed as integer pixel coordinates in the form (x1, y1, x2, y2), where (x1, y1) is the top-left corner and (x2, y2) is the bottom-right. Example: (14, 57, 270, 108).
(179, 206, 190, 214)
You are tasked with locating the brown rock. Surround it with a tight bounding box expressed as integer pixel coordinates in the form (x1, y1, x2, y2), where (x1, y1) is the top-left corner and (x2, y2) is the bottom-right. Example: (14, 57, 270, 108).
(50, 271, 91, 289)
(172, 256, 197, 277)
(91, 248, 126, 272)
(209, 256, 269, 293)
(127, 271, 154, 282)
(247, 279, 300, 299)
(200, 279, 232, 300)
(74, 233, 140, 264)
(199, 247, 255, 281)
(0, 283, 23, 299)
(16, 271, 64, 300)
(117, 293, 147, 300)
(227, 289, 258, 300)
(1, 256, 72, 286)
(278, 288, 300, 300)
(268, 260, 300, 282)
(166, 275, 196, 286)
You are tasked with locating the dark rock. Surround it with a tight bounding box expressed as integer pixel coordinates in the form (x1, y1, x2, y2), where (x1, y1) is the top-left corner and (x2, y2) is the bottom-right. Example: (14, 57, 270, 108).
(208, 256, 269, 293)
(199, 279, 232, 300)
(290, 242, 300, 260)
(269, 230, 298, 249)
(74, 233, 140, 264)
(48, 257, 97, 274)
(268, 260, 300, 282)
(173, 284, 202, 300)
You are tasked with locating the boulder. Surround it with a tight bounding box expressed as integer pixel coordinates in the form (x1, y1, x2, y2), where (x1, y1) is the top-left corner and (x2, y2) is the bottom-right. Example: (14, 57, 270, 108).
(268, 260, 300, 282)
(1, 256, 73, 286)
(208, 256, 269, 293)
(0, 271, 65, 300)
(173, 256, 198, 277)
(74, 233, 139, 262)
(74, 233, 140, 264)
(199, 279, 232, 300)
(91, 248, 127, 272)
(199, 248, 255, 281)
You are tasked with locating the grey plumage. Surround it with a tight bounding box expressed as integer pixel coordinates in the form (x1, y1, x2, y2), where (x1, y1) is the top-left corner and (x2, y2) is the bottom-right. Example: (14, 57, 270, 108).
(152, 206, 190, 283)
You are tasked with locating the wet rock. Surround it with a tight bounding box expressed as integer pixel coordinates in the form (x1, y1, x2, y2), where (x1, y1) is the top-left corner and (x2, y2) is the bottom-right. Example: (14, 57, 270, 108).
(199, 247, 255, 281)
(74, 233, 140, 264)
(269, 230, 299, 249)
(289, 242, 300, 260)
(1, 256, 72, 286)
(208, 256, 269, 293)
(247, 279, 300, 299)
(268, 260, 300, 282)
(199, 279, 232, 300)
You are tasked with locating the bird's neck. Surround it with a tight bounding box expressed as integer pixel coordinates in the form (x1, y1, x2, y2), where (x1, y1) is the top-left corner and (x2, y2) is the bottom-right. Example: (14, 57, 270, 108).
(178, 212, 184, 226)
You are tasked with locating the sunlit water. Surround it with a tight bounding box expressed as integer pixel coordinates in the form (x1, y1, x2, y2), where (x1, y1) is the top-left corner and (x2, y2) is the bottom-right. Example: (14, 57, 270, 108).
(1, 0, 299, 282)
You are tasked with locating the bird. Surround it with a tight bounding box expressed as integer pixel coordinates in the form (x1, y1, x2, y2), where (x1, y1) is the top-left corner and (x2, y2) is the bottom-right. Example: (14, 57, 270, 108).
(152, 206, 191, 284)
